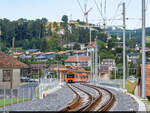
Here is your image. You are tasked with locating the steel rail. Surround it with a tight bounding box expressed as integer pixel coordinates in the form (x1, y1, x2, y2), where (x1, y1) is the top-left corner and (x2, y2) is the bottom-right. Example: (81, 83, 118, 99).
(61, 83, 115, 112)
(83, 83, 116, 111)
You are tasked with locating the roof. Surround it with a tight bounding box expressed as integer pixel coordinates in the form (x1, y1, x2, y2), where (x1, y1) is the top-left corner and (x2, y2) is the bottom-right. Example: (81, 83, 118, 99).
(13, 52, 23, 56)
(27, 49, 40, 52)
(65, 56, 90, 62)
(57, 51, 67, 55)
(86, 42, 95, 48)
(48, 64, 65, 70)
(72, 51, 86, 54)
(32, 52, 42, 55)
(0, 52, 29, 68)
(30, 64, 46, 69)
(43, 52, 56, 55)
(127, 52, 138, 57)
(34, 55, 47, 59)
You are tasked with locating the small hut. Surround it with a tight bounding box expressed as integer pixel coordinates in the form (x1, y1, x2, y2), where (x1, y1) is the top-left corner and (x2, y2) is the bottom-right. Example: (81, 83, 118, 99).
(0, 52, 29, 89)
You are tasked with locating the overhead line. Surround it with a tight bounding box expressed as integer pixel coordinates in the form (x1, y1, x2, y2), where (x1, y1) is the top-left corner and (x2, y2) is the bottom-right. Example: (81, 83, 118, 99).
(94, 0, 105, 21)
(76, 0, 85, 15)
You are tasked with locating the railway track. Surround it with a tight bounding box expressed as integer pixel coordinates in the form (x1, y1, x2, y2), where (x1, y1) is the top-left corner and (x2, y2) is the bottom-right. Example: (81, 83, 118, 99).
(61, 83, 115, 112)
(82, 83, 116, 111)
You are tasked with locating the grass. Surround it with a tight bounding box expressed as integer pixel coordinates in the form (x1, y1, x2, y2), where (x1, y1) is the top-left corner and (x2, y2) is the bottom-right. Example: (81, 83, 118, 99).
(0, 98, 30, 107)
(146, 36, 150, 43)
(124, 80, 138, 94)
(112, 79, 137, 94)
(143, 100, 150, 105)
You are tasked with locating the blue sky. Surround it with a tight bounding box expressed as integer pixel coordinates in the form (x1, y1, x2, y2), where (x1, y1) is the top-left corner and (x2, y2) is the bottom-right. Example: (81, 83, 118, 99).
(0, 0, 149, 29)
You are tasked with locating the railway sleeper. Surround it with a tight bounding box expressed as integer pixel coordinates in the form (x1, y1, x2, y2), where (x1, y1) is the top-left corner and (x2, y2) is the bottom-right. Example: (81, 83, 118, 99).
(81, 83, 116, 111)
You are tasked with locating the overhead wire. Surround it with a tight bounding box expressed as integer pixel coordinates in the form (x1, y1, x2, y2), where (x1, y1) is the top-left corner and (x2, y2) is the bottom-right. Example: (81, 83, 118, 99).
(94, 0, 104, 21)
(109, 0, 123, 26)
(146, 0, 149, 11)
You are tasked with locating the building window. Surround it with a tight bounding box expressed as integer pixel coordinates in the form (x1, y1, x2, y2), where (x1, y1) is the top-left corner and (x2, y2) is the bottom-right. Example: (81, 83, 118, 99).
(3, 70, 11, 82)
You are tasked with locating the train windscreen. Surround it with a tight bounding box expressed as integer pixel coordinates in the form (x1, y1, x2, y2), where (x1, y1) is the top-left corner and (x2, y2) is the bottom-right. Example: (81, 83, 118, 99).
(67, 74, 75, 78)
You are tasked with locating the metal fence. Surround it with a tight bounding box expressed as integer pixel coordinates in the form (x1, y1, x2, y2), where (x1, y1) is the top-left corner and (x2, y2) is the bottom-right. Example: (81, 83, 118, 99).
(0, 78, 60, 111)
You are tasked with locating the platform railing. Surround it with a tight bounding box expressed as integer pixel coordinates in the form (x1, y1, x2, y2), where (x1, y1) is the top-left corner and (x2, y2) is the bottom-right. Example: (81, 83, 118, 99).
(38, 78, 60, 99)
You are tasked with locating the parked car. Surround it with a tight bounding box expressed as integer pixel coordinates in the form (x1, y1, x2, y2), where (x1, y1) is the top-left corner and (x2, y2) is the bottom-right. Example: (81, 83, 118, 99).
(28, 78, 35, 82)
(128, 76, 136, 83)
(20, 77, 30, 82)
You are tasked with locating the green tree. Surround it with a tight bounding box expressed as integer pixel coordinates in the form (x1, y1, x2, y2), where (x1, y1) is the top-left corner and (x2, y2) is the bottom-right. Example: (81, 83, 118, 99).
(61, 15, 69, 44)
(73, 43, 80, 50)
(41, 38, 48, 52)
(127, 37, 136, 48)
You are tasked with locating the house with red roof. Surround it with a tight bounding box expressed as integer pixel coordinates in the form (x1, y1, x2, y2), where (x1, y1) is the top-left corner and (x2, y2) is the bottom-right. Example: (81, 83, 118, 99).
(65, 56, 91, 67)
(0, 52, 29, 89)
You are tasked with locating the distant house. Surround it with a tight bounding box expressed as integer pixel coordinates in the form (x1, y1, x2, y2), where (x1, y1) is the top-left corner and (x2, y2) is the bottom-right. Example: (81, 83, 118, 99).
(34, 54, 48, 62)
(127, 52, 139, 64)
(19, 54, 26, 59)
(13, 52, 23, 59)
(99, 64, 111, 80)
(63, 42, 86, 50)
(25, 54, 33, 59)
(26, 49, 40, 54)
(65, 56, 91, 67)
(29, 64, 47, 73)
(72, 50, 87, 56)
(101, 59, 116, 71)
(32, 52, 42, 57)
(99, 64, 110, 74)
(57, 51, 70, 56)
(43, 52, 56, 59)
(63, 42, 76, 49)
(0, 52, 29, 89)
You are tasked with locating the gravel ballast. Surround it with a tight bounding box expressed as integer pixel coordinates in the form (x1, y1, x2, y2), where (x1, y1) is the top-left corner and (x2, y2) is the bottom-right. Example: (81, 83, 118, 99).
(0, 84, 75, 111)
(95, 83, 139, 111)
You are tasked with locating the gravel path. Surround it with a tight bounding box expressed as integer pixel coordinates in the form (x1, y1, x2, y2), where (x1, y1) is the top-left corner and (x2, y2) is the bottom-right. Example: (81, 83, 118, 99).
(96, 84, 139, 111)
(0, 84, 75, 111)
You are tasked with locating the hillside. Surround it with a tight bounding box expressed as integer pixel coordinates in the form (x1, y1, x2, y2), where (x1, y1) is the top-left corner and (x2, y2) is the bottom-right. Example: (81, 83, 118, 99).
(106, 27, 150, 44)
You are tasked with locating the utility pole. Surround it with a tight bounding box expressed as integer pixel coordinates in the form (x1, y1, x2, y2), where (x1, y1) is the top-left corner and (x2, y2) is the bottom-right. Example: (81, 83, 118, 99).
(92, 49, 95, 82)
(11, 37, 15, 89)
(10, 37, 15, 105)
(90, 50, 92, 81)
(0, 27, 1, 51)
(142, 0, 146, 98)
(99, 56, 101, 77)
(90, 27, 92, 82)
(95, 37, 98, 82)
(123, 2, 126, 89)
(90, 27, 92, 45)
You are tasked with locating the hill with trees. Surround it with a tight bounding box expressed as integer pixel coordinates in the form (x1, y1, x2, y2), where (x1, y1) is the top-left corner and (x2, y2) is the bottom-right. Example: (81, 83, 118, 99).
(0, 15, 106, 52)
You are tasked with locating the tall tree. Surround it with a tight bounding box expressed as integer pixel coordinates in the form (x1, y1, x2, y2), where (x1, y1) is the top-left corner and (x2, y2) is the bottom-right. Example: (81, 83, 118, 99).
(61, 15, 69, 44)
